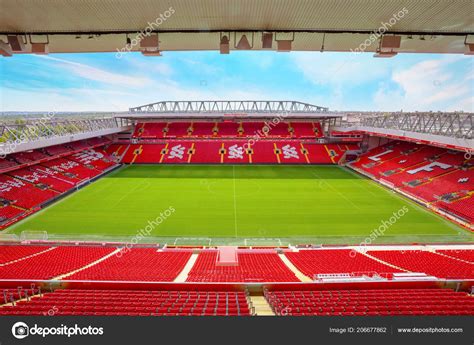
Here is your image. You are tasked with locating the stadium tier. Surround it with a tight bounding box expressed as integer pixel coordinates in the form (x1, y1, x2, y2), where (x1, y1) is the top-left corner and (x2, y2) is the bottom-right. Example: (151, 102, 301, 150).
(108, 141, 356, 165)
(0, 245, 51, 264)
(349, 140, 473, 223)
(0, 139, 118, 227)
(0, 245, 472, 282)
(436, 249, 474, 262)
(367, 250, 474, 279)
(0, 116, 473, 319)
(264, 288, 474, 316)
(186, 251, 299, 282)
(284, 249, 403, 278)
(0, 289, 252, 316)
(0, 246, 115, 280)
(67, 249, 192, 282)
(0, 244, 472, 317)
(132, 121, 324, 139)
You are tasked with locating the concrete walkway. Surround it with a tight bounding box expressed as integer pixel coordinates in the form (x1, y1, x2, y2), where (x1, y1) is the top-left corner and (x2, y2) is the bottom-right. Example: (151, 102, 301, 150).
(278, 253, 312, 282)
(174, 253, 199, 282)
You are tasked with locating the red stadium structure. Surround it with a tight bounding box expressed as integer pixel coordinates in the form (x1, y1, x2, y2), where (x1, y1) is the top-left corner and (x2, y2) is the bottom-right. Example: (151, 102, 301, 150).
(0, 100, 472, 317)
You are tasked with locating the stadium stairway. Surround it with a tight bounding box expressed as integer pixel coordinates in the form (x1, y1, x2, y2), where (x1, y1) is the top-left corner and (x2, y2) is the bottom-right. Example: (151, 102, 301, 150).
(248, 295, 275, 316)
(174, 252, 200, 283)
(278, 253, 312, 282)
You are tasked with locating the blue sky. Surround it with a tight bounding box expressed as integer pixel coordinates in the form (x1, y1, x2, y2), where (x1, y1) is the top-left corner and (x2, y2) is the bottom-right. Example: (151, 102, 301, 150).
(0, 51, 472, 112)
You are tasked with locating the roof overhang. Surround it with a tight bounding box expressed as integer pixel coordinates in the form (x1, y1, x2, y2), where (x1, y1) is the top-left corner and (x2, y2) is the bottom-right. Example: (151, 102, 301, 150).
(1, 0, 473, 55)
(335, 126, 474, 152)
(117, 112, 343, 121)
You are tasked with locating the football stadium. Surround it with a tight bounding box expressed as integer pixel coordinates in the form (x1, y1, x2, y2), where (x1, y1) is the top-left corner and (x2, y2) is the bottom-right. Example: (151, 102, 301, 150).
(0, 1, 473, 343)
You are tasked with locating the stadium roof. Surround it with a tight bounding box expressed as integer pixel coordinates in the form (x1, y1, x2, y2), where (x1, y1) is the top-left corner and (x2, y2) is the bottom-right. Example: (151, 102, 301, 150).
(120, 100, 339, 120)
(1, 0, 473, 55)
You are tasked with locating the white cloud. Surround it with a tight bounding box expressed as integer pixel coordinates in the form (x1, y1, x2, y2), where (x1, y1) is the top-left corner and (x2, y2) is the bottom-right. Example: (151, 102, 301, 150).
(373, 57, 473, 111)
(34, 56, 152, 87)
(292, 52, 391, 86)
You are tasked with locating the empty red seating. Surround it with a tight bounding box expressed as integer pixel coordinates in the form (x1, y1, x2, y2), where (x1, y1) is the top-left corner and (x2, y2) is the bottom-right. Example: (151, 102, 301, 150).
(105, 144, 128, 158)
(0, 145, 115, 226)
(0, 246, 115, 280)
(0, 289, 251, 316)
(285, 250, 402, 278)
(121, 141, 349, 164)
(0, 158, 18, 171)
(41, 158, 101, 180)
(436, 196, 474, 222)
(0, 174, 57, 209)
(190, 141, 224, 163)
(68, 249, 191, 282)
(1, 287, 40, 304)
(412, 169, 474, 202)
(67, 140, 90, 151)
(166, 122, 192, 137)
(186, 251, 299, 282)
(0, 143, 116, 226)
(134, 123, 167, 138)
(44, 144, 72, 156)
(11, 150, 49, 164)
(265, 288, 474, 316)
(0, 245, 51, 264)
(69, 149, 117, 170)
(265, 122, 290, 137)
(290, 122, 318, 138)
(86, 137, 111, 147)
(313, 122, 323, 138)
(131, 121, 324, 139)
(122, 144, 166, 164)
(350, 141, 473, 222)
(437, 249, 474, 262)
(218, 122, 240, 137)
(11, 166, 76, 192)
(161, 141, 195, 164)
(0, 205, 24, 223)
(367, 250, 474, 279)
(191, 121, 216, 137)
(249, 141, 279, 163)
(221, 141, 251, 163)
(305, 143, 334, 163)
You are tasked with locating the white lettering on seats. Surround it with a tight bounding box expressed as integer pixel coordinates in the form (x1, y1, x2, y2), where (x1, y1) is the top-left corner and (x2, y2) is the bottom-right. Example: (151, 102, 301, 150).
(368, 150, 394, 161)
(407, 162, 452, 175)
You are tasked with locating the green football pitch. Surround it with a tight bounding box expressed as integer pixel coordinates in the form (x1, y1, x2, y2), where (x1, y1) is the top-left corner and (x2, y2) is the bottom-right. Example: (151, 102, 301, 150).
(7, 165, 472, 245)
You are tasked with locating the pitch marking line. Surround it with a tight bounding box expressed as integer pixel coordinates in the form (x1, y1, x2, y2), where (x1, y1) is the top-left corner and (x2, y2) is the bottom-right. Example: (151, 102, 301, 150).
(310, 168, 362, 211)
(244, 238, 283, 246)
(174, 237, 212, 246)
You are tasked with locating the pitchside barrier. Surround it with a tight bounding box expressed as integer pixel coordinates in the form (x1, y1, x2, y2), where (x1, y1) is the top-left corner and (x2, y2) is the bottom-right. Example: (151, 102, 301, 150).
(2, 233, 473, 247)
(20, 231, 48, 241)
